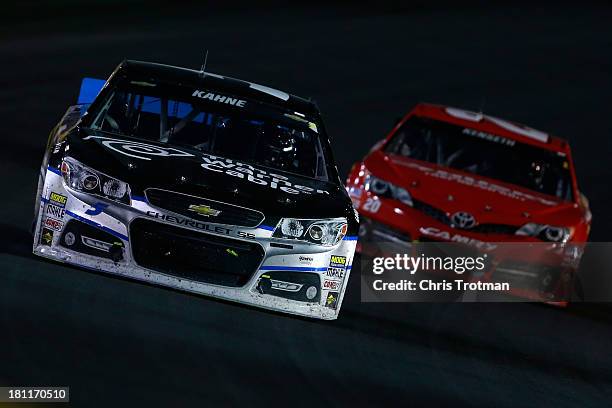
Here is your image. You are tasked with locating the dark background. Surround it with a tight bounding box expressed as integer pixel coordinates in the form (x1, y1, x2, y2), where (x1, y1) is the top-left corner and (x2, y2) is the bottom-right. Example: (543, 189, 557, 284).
(1, 2, 612, 406)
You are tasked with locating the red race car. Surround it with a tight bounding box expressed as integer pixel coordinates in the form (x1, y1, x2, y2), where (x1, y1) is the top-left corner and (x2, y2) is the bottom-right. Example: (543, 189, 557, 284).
(347, 103, 592, 303)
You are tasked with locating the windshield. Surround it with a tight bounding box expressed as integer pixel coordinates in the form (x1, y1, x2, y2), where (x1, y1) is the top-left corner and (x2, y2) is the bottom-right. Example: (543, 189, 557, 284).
(385, 116, 574, 200)
(87, 82, 333, 182)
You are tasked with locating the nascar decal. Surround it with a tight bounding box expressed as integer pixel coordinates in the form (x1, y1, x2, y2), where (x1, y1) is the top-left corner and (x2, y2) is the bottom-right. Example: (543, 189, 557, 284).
(393, 160, 557, 206)
(192, 90, 246, 108)
(201, 153, 329, 195)
(40, 227, 54, 246)
(325, 291, 340, 309)
(324, 255, 347, 280)
(83, 135, 195, 161)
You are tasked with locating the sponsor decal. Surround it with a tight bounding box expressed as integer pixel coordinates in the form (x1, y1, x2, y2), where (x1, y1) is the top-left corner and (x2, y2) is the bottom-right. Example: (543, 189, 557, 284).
(445, 107, 548, 143)
(49, 192, 67, 208)
(43, 217, 64, 232)
(192, 90, 247, 108)
(325, 291, 340, 309)
(83, 135, 195, 161)
(419, 227, 498, 251)
(146, 211, 232, 235)
(323, 279, 341, 291)
(299, 255, 314, 265)
(392, 160, 557, 206)
(201, 153, 329, 195)
(188, 204, 221, 217)
(40, 227, 54, 246)
(325, 267, 345, 280)
(325, 255, 348, 280)
(45, 203, 66, 219)
(329, 255, 347, 268)
(462, 128, 515, 147)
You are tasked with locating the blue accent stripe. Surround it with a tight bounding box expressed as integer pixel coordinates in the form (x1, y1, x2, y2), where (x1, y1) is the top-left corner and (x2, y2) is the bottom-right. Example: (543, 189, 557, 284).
(65, 210, 129, 242)
(258, 225, 275, 231)
(259, 266, 328, 272)
(41, 197, 128, 241)
(131, 195, 147, 202)
(47, 165, 61, 176)
(343, 235, 358, 241)
(259, 265, 353, 272)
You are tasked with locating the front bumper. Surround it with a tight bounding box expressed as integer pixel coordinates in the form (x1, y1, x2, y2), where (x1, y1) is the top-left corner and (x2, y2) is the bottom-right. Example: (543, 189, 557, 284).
(356, 212, 580, 303)
(33, 167, 357, 320)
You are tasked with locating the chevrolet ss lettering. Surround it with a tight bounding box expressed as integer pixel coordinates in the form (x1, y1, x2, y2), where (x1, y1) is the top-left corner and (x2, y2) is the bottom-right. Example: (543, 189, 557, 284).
(32, 60, 357, 320)
(348, 103, 591, 304)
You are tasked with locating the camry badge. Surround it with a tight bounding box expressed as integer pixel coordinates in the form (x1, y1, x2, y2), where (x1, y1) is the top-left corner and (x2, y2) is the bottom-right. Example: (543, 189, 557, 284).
(188, 204, 221, 217)
(450, 211, 476, 229)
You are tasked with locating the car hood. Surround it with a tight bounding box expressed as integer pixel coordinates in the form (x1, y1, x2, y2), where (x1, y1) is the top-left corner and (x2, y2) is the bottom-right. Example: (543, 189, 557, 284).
(364, 151, 582, 227)
(63, 129, 352, 221)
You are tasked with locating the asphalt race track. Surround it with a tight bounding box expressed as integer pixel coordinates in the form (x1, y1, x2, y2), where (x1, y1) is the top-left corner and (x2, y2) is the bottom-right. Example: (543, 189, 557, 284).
(1, 3, 612, 406)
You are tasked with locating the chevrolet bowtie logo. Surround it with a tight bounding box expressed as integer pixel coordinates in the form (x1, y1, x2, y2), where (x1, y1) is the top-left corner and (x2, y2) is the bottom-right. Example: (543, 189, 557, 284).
(188, 204, 221, 217)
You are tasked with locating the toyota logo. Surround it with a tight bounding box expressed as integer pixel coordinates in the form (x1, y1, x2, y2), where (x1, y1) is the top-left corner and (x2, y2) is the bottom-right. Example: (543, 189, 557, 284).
(451, 211, 476, 229)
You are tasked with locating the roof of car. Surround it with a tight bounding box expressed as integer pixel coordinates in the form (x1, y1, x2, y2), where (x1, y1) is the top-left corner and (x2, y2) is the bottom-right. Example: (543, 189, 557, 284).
(110, 60, 320, 117)
(411, 103, 568, 152)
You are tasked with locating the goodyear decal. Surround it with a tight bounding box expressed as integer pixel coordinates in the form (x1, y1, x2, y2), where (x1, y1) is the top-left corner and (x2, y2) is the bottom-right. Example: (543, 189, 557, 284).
(40, 228, 54, 246)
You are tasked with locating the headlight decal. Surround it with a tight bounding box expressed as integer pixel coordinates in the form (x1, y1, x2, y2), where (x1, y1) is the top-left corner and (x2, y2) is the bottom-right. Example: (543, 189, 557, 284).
(61, 157, 131, 205)
(364, 174, 413, 207)
(272, 218, 348, 247)
(516, 222, 571, 243)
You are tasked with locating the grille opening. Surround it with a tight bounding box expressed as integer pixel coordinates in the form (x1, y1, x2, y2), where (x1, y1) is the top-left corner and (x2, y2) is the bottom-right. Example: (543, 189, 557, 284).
(130, 218, 264, 287)
(145, 189, 264, 227)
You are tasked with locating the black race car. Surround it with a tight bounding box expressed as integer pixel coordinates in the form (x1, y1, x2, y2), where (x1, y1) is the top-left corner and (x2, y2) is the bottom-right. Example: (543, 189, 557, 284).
(33, 60, 358, 319)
